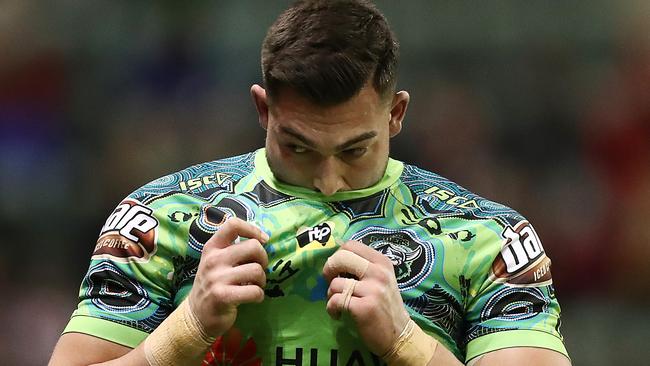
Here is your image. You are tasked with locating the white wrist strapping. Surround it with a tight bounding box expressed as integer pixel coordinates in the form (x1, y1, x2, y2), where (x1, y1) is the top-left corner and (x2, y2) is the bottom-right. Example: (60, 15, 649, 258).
(144, 298, 216, 366)
(382, 319, 438, 366)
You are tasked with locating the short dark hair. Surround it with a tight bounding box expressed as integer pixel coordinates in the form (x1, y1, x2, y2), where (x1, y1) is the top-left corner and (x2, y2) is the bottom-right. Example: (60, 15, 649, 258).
(261, 0, 399, 106)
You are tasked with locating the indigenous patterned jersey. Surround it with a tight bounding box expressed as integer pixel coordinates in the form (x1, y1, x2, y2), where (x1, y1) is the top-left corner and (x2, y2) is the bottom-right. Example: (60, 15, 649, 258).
(64, 149, 568, 364)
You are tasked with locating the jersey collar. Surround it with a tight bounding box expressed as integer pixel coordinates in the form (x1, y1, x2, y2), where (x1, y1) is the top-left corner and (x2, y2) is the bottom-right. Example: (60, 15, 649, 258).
(254, 148, 403, 202)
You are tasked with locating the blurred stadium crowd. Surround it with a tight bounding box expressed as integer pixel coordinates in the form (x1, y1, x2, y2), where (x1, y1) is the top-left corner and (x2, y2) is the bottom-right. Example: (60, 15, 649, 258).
(0, 1, 648, 365)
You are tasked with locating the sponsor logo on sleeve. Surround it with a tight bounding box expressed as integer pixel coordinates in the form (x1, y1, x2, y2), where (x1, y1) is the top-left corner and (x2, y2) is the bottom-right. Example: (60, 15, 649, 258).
(93, 199, 158, 262)
(490, 220, 553, 287)
(179, 172, 232, 191)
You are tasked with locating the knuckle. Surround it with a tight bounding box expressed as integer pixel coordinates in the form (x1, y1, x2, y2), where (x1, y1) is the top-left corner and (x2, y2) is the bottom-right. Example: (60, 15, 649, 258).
(253, 263, 266, 278)
(377, 284, 390, 299)
(244, 239, 262, 253)
(255, 287, 265, 302)
(229, 216, 243, 224)
(326, 294, 339, 309)
(212, 285, 228, 302)
(199, 251, 218, 269)
(379, 255, 393, 268)
(209, 249, 228, 266)
(378, 266, 394, 281)
(225, 217, 243, 230)
(256, 246, 269, 264)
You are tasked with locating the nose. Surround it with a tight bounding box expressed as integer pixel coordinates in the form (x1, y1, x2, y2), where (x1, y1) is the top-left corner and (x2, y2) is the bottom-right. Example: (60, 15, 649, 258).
(313, 157, 344, 196)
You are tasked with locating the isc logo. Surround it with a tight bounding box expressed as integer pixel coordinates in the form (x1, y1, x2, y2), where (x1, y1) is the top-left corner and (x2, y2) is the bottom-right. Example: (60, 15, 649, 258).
(101, 201, 158, 242)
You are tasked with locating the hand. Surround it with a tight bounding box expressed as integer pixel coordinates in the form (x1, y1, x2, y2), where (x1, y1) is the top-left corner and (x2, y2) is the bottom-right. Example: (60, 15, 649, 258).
(323, 241, 411, 357)
(188, 217, 269, 337)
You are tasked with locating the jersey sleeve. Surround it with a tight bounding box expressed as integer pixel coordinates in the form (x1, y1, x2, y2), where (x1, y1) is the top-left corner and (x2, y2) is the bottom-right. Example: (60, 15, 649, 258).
(62, 194, 179, 348)
(462, 216, 569, 363)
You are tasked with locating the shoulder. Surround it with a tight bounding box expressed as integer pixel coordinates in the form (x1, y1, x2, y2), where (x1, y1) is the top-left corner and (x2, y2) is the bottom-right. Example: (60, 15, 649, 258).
(399, 163, 524, 227)
(93, 151, 258, 262)
(127, 151, 258, 204)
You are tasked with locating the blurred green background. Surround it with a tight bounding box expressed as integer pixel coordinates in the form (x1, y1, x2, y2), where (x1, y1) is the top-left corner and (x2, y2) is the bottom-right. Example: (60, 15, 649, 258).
(1, 1, 649, 365)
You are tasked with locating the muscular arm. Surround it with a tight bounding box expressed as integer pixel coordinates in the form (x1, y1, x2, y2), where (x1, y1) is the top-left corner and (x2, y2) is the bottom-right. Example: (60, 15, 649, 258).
(49, 333, 144, 366)
(466, 347, 570, 366)
(50, 218, 269, 366)
(420, 346, 570, 366)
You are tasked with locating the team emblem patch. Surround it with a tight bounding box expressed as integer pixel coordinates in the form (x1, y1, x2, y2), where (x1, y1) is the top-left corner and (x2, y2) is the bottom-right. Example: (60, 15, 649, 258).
(351, 227, 434, 291)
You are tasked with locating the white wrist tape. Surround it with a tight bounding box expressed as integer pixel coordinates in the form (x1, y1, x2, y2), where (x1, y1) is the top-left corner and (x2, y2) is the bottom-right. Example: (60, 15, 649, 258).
(144, 298, 216, 366)
(382, 319, 438, 366)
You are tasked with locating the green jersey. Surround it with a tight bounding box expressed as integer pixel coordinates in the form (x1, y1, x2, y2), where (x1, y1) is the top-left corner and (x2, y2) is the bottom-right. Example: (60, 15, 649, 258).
(64, 149, 568, 364)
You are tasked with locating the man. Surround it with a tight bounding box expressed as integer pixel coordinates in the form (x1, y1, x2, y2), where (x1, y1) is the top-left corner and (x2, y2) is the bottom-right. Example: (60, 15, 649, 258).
(49, 1, 570, 365)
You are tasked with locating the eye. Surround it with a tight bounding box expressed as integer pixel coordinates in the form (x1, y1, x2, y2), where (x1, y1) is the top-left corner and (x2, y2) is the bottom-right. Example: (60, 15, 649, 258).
(289, 144, 308, 154)
(343, 147, 367, 158)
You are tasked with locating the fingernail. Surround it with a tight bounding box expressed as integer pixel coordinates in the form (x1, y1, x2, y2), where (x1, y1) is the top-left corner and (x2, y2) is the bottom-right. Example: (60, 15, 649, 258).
(252, 222, 270, 242)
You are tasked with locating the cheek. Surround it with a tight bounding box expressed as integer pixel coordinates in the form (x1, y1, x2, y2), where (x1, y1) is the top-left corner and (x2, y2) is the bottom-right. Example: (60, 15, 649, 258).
(342, 160, 379, 188)
(353, 146, 389, 185)
(269, 149, 315, 184)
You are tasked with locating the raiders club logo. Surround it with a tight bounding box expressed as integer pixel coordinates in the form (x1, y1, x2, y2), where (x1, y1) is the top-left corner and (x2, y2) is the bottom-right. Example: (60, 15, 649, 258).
(490, 220, 553, 287)
(351, 227, 434, 291)
(93, 199, 158, 263)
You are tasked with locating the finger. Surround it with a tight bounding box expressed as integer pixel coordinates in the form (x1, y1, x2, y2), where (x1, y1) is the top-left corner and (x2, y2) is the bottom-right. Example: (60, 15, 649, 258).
(222, 239, 269, 268)
(326, 293, 343, 320)
(206, 217, 269, 250)
(341, 278, 357, 312)
(327, 276, 365, 299)
(221, 262, 267, 288)
(326, 291, 359, 320)
(323, 249, 370, 282)
(340, 240, 387, 264)
(220, 284, 265, 305)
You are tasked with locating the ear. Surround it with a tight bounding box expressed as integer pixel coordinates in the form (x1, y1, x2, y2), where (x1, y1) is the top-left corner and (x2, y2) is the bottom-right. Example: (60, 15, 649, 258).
(388, 91, 410, 138)
(251, 84, 269, 130)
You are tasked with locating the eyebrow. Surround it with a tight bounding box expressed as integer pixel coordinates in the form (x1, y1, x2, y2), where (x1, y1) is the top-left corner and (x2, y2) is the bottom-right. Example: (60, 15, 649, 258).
(280, 126, 377, 151)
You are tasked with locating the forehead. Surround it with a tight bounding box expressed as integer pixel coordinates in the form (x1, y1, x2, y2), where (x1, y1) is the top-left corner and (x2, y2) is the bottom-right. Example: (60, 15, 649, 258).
(269, 85, 387, 130)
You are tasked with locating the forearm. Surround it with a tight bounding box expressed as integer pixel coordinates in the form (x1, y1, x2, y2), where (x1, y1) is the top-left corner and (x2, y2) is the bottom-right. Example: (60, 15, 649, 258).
(465, 347, 571, 366)
(425, 342, 464, 366)
(51, 342, 205, 366)
(91, 345, 152, 366)
(48, 333, 151, 366)
(49, 299, 213, 366)
(91, 344, 205, 366)
(382, 319, 463, 366)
